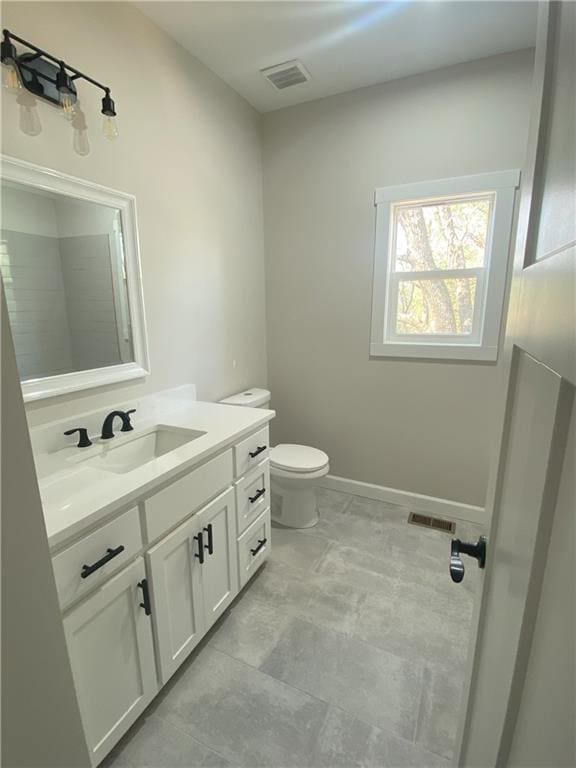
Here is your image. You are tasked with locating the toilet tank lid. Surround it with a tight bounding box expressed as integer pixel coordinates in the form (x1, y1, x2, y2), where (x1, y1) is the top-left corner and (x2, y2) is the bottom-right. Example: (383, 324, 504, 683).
(219, 388, 271, 407)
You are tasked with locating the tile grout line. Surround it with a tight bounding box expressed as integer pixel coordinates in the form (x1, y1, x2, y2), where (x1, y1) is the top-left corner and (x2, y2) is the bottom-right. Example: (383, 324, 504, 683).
(210, 619, 430, 744)
(149, 709, 234, 767)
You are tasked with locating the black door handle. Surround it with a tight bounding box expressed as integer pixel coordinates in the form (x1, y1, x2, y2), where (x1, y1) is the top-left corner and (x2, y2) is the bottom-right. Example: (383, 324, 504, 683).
(249, 488, 266, 504)
(138, 579, 152, 616)
(250, 538, 267, 557)
(203, 523, 214, 555)
(194, 531, 205, 564)
(249, 445, 267, 459)
(81, 545, 125, 578)
(450, 537, 487, 583)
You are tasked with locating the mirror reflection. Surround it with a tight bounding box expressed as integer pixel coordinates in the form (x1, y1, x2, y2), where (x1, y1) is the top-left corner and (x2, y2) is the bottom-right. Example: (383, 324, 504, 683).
(1, 181, 134, 381)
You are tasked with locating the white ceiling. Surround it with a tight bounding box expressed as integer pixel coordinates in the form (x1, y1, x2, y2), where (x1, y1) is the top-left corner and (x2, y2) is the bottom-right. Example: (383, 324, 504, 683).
(137, 1, 537, 113)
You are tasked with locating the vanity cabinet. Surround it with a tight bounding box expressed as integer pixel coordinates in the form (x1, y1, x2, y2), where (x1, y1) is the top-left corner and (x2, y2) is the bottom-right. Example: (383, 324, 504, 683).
(147, 487, 238, 684)
(54, 423, 271, 765)
(63, 558, 157, 767)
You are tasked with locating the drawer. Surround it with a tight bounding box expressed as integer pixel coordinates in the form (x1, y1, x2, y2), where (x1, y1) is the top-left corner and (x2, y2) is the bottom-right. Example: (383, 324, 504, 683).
(53, 507, 142, 610)
(235, 459, 270, 535)
(144, 450, 233, 543)
(234, 427, 269, 478)
(237, 508, 271, 588)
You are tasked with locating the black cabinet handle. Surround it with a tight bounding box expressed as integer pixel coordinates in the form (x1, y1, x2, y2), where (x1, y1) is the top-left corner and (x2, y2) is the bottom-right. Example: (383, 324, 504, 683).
(250, 538, 267, 557)
(203, 523, 214, 555)
(138, 579, 152, 616)
(194, 531, 205, 564)
(249, 445, 267, 459)
(81, 545, 125, 578)
(64, 427, 92, 448)
(249, 488, 266, 504)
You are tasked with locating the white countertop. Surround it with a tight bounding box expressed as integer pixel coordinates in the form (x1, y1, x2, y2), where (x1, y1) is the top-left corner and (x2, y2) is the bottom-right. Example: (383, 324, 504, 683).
(35, 398, 274, 550)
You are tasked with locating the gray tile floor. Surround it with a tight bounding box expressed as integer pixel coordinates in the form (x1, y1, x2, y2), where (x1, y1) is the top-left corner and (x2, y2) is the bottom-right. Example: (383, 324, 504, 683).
(104, 490, 482, 768)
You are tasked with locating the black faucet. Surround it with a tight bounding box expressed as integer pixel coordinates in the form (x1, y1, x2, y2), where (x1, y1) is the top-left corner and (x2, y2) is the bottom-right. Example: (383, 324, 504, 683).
(101, 409, 136, 440)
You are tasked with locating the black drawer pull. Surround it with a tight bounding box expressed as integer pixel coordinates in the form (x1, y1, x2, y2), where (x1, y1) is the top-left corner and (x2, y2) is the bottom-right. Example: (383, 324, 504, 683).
(81, 545, 125, 578)
(250, 538, 267, 557)
(249, 488, 266, 504)
(249, 445, 267, 459)
(138, 579, 152, 616)
(194, 531, 205, 564)
(204, 523, 214, 555)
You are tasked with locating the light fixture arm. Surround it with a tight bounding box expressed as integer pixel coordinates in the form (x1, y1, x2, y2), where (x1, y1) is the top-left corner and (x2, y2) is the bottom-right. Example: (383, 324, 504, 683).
(3, 29, 112, 97)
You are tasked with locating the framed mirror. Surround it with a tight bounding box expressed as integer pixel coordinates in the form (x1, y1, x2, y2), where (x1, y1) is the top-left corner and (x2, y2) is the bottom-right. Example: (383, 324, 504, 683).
(1, 156, 149, 401)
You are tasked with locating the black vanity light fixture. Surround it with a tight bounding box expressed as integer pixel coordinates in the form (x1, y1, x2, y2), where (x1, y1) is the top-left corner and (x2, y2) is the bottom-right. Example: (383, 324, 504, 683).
(1, 29, 118, 140)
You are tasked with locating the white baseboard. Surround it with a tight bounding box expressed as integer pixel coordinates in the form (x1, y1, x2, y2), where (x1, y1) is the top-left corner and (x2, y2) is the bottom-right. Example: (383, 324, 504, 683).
(317, 474, 486, 526)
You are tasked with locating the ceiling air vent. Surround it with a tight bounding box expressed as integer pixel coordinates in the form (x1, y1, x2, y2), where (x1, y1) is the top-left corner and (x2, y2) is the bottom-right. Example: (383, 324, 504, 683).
(260, 59, 311, 91)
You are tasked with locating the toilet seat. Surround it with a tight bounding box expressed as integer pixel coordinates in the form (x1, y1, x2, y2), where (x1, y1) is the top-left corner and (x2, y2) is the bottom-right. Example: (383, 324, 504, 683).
(270, 444, 329, 474)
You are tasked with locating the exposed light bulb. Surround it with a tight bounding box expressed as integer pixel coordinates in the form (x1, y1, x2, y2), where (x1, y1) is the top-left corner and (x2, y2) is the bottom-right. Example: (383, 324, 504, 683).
(2, 62, 21, 92)
(71, 105, 90, 156)
(61, 92, 75, 120)
(18, 102, 42, 136)
(102, 114, 118, 140)
(73, 128, 90, 156)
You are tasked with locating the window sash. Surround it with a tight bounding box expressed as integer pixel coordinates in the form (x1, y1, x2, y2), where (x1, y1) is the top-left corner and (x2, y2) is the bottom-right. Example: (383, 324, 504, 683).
(391, 195, 495, 275)
(386, 268, 486, 345)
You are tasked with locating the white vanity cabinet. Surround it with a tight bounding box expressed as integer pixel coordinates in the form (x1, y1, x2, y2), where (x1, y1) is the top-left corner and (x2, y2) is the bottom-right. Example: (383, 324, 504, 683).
(53, 423, 272, 766)
(63, 558, 157, 767)
(147, 487, 238, 684)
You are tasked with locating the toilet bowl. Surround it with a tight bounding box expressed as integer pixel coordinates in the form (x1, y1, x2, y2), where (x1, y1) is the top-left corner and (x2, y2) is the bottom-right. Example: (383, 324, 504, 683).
(269, 444, 329, 528)
(219, 389, 329, 528)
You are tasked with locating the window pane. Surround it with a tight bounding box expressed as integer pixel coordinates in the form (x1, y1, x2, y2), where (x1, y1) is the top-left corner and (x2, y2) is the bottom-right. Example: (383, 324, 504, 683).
(393, 196, 493, 272)
(395, 277, 477, 335)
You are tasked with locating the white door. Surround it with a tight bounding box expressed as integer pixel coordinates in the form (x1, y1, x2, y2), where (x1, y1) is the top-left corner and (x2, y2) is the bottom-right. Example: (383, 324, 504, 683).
(63, 558, 158, 767)
(196, 487, 239, 630)
(457, 4, 575, 765)
(147, 512, 206, 684)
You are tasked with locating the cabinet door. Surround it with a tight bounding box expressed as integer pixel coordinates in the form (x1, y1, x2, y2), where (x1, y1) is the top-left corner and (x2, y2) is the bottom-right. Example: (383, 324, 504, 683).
(147, 515, 206, 684)
(196, 487, 239, 630)
(63, 558, 157, 767)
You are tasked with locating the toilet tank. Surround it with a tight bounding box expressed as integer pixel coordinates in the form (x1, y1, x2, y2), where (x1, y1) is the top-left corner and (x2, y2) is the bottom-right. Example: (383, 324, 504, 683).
(219, 388, 271, 409)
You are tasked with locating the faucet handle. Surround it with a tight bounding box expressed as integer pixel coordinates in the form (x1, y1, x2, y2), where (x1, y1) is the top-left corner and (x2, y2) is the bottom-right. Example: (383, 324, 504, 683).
(122, 409, 136, 432)
(64, 427, 92, 448)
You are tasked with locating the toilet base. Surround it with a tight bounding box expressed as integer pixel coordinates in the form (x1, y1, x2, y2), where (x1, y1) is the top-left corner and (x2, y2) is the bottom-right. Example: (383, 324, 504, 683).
(271, 476, 319, 528)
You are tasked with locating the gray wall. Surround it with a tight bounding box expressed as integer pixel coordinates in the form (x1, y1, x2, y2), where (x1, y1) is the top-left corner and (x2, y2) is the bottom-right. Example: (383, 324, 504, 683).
(1, 1, 267, 426)
(1, 287, 90, 767)
(263, 50, 534, 507)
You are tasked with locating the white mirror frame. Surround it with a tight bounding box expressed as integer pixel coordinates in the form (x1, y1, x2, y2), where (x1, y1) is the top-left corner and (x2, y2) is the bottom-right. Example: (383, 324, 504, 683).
(1, 155, 150, 402)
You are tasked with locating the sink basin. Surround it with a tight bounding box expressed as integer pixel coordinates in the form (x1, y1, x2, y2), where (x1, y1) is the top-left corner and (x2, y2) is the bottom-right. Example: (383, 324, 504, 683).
(82, 426, 207, 474)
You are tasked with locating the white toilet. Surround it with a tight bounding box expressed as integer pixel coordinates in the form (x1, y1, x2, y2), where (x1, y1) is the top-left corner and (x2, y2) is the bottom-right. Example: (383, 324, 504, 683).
(219, 388, 329, 528)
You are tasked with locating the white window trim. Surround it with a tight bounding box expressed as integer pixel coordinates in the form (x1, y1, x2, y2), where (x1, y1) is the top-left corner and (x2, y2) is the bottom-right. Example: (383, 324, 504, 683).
(370, 170, 520, 362)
